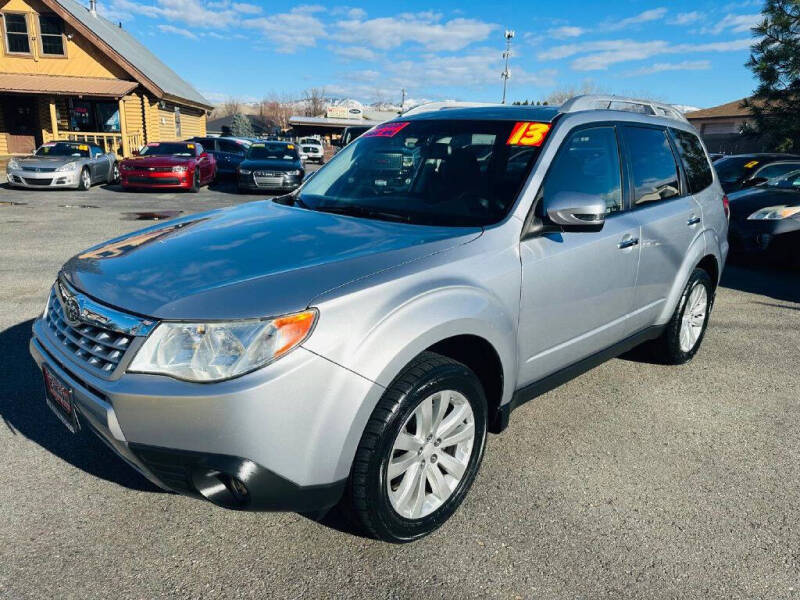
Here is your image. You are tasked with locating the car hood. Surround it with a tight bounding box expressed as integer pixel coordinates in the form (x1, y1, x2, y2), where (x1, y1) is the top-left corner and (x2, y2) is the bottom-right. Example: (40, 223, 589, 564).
(62, 200, 481, 320)
(728, 187, 800, 220)
(240, 158, 302, 171)
(13, 156, 82, 168)
(123, 156, 194, 168)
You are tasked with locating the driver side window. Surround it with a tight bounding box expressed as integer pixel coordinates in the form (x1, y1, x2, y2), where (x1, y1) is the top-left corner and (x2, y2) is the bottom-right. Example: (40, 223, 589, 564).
(538, 126, 623, 214)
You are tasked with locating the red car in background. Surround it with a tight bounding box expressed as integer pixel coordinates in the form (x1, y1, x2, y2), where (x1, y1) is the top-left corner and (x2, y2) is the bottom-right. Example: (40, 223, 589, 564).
(120, 141, 216, 192)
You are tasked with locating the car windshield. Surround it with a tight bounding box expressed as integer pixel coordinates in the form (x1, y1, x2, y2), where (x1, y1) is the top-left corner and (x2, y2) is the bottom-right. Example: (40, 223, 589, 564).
(297, 119, 546, 227)
(766, 170, 800, 189)
(714, 156, 765, 184)
(247, 144, 298, 160)
(140, 143, 196, 157)
(35, 142, 90, 158)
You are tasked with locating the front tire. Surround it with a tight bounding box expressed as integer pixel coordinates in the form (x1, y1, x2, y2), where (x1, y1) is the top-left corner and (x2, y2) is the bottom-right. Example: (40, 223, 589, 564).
(344, 352, 488, 543)
(108, 162, 120, 185)
(77, 167, 91, 191)
(652, 268, 714, 364)
(190, 169, 200, 193)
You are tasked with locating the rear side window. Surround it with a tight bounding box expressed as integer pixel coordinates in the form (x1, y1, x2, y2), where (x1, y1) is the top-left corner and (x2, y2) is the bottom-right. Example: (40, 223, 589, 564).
(539, 126, 623, 214)
(671, 129, 713, 193)
(219, 140, 245, 156)
(621, 126, 680, 206)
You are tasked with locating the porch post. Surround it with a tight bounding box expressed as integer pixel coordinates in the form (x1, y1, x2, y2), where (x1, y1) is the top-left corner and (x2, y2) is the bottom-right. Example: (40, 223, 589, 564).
(48, 97, 59, 142)
(118, 97, 130, 157)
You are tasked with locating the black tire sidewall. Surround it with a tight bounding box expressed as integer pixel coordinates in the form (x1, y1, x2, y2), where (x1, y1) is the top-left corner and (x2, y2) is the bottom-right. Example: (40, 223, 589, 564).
(666, 269, 714, 363)
(364, 364, 488, 542)
(78, 167, 90, 191)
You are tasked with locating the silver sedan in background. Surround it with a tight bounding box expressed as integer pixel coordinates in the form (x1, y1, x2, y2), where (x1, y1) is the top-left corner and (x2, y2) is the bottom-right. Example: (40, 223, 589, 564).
(6, 141, 119, 190)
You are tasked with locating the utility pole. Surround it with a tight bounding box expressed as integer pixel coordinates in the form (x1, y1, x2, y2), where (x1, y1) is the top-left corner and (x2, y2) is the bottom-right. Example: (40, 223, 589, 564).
(400, 88, 406, 114)
(501, 29, 515, 104)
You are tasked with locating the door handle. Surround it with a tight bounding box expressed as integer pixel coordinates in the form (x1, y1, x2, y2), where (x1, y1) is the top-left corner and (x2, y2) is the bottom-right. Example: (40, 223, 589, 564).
(618, 237, 639, 249)
(687, 215, 701, 226)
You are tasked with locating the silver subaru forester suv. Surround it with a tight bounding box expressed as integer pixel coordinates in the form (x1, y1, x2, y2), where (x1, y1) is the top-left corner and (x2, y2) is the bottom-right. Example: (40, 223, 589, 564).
(30, 96, 728, 543)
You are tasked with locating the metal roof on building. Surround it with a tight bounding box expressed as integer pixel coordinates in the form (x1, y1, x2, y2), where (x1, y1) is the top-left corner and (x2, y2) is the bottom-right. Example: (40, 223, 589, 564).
(0, 73, 137, 97)
(51, 0, 211, 108)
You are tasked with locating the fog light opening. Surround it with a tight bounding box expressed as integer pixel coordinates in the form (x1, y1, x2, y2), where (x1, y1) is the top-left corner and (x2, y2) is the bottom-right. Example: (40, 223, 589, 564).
(192, 469, 250, 509)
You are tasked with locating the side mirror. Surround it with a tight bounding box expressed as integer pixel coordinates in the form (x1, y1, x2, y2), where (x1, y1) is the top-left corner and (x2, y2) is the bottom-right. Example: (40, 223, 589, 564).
(544, 191, 606, 231)
(742, 176, 767, 188)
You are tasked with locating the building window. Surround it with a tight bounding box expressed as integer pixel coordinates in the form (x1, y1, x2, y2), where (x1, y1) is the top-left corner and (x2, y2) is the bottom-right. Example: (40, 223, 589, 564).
(68, 99, 120, 133)
(38, 14, 65, 56)
(174, 106, 182, 137)
(3, 13, 31, 54)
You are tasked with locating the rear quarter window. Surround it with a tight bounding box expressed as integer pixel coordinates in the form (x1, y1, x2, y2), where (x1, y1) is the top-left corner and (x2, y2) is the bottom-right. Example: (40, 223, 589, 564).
(671, 129, 713, 193)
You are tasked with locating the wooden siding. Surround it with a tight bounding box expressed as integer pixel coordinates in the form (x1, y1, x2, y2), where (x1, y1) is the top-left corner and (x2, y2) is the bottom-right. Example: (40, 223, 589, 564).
(0, 106, 7, 154)
(0, 0, 129, 80)
(121, 93, 142, 138)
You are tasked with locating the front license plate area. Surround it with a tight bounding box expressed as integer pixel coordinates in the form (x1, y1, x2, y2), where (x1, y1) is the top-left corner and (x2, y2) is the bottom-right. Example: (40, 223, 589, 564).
(43, 365, 79, 433)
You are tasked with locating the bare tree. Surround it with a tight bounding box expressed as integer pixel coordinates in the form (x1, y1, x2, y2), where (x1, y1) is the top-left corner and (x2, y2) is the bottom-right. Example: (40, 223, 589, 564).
(303, 87, 327, 117)
(544, 80, 606, 106)
(259, 93, 294, 131)
(218, 97, 243, 118)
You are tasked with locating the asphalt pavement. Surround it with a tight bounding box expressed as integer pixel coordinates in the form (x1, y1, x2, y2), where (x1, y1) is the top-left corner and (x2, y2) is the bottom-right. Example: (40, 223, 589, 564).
(0, 181, 798, 599)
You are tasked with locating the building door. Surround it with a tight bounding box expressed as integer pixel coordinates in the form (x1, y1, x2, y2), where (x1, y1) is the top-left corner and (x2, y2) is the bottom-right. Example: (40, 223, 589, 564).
(2, 96, 40, 153)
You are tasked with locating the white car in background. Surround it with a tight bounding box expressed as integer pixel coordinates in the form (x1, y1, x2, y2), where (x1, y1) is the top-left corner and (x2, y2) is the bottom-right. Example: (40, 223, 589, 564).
(299, 137, 324, 164)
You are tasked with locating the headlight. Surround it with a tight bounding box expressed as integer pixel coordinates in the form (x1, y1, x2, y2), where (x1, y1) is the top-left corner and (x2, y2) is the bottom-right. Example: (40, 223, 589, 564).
(128, 310, 317, 382)
(121, 162, 133, 171)
(287, 170, 301, 176)
(56, 162, 78, 172)
(172, 165, 188, 173)
(239, 169, 252, 175)
(747, 205, 800, 220)
(7, 158, 19, 170)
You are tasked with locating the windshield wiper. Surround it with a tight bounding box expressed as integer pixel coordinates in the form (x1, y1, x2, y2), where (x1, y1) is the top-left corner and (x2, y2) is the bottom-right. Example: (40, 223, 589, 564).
(314, 204, 412, 223)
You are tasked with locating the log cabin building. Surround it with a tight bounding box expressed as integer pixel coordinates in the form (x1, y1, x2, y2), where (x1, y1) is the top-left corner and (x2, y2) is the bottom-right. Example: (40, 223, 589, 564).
(0, 0, 211, 157)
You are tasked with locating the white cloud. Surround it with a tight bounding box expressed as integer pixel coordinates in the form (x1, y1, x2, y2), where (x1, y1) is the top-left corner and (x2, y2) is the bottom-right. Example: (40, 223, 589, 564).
(668, 11, 703, 26)
(331, 13, 498, 51)
(622, 60, 711, 77)
(331, 45, 379, 61)
(243, 6, 327, 52)
(706, 13, 761, 34)
(603, 8, 667, 31)
(548, 26, 585, 39)
(539, 37, 752, 71)
(157, 24, 198, 39)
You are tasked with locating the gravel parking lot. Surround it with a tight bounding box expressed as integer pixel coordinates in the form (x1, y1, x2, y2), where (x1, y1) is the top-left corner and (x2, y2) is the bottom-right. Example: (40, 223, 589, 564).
(1, 181, 799, 599)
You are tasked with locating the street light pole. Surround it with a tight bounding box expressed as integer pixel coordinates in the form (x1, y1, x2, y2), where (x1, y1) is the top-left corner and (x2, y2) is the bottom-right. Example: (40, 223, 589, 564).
(501, 29, 515, 104)
(400, 88, 406, 114)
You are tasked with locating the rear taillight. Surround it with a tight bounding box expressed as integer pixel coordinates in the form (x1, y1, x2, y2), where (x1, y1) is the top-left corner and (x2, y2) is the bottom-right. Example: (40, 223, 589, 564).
(722, 194, 730, 220)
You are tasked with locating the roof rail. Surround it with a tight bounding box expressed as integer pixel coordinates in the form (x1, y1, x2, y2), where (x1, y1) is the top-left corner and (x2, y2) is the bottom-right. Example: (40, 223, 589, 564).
(401, 101, 499, 116)
(559, 95, 688, 123)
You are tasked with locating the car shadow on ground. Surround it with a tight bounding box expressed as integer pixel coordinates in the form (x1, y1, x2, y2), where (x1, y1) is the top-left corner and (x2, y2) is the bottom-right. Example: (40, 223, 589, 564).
(0, 319, 162, 493)
(721, 258, 800, 304)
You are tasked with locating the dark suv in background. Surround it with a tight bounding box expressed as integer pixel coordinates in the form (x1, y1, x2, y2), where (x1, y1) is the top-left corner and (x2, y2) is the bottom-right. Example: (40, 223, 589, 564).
(190, 137, 250, 176)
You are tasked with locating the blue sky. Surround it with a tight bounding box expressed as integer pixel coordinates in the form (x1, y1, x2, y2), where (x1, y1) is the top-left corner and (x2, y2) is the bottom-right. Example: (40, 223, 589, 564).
(100, 0, 765, 108)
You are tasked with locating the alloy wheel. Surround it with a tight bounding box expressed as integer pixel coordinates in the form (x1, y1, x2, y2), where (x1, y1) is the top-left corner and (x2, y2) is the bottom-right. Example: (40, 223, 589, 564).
(81, 169, 91, 189)
(679, 283, 708, 352)
(386, 389, 475, 519)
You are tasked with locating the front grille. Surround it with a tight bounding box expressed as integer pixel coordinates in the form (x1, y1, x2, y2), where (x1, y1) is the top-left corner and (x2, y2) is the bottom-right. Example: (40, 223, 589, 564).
(22, 166, 56, 172)
(128, 176, 180, 184)
(254, 177, 284, 187)
(45, 289, 133, 376)
(24, 178, 53, 185)
(144, 167, 175, 173)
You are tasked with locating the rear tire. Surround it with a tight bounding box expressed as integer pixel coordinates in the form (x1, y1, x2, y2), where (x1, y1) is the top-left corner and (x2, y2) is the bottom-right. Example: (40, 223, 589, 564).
(107, 162, 120, 185)
(343, 351, 488, 543)
(651, 268, 714, 365)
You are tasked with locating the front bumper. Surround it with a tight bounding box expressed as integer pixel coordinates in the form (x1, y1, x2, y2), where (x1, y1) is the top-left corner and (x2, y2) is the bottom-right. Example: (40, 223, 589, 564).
(121, 171, 192, 189)
(7, 168, 81, 189)
(729, 216, 800, 253)
(29, 315, 378, 512)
